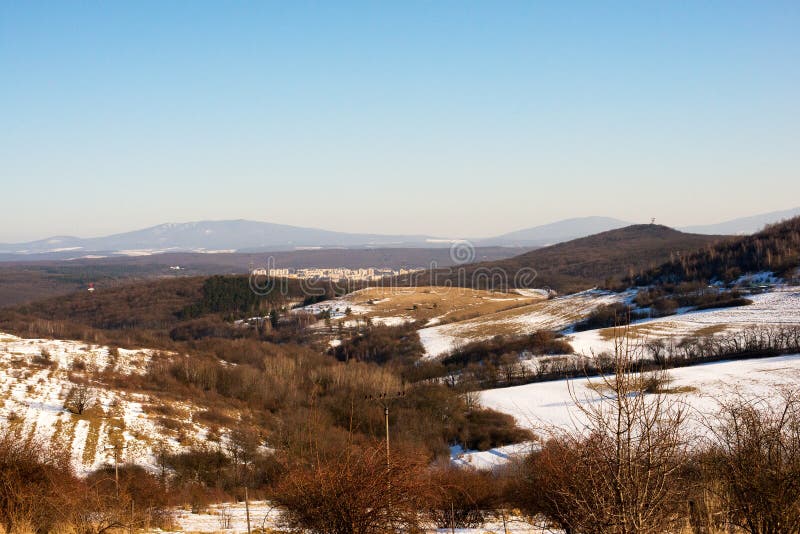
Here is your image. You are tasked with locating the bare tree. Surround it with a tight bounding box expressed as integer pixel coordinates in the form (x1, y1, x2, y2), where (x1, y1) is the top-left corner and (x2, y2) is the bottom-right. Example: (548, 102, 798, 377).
(64, 382, 95, 415)
(521, 331, 690, 534)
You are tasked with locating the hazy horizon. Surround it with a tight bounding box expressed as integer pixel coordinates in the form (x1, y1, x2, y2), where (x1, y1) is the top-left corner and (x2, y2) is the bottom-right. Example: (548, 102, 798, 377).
(3, 208, 800, 245)
(2, 2, 798, 242)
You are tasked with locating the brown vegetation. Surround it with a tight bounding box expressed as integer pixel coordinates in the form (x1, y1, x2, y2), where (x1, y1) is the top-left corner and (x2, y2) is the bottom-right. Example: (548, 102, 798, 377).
(631, 215, 800, 286)
(274, 443, 429, 534)
(401, 224, 724, 293)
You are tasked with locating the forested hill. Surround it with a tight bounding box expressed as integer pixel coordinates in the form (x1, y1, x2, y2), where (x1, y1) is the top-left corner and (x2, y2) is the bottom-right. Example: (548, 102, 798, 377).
(630, 216, 800, 286)
(400, 225, 725, 294)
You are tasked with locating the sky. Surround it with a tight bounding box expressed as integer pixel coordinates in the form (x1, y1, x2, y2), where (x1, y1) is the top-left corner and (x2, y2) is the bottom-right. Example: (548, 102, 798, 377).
(1, 1, 799, 242)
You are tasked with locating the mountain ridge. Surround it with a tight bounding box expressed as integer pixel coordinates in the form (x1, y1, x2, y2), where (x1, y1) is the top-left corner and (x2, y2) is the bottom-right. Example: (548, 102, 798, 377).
(2, 207, 797, 259)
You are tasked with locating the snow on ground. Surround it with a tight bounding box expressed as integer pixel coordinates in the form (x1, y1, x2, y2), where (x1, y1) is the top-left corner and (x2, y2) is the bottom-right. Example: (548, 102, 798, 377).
(0, 333, 155, 375)
(568, 286, 800, 356)
(513, 288, 552, 298)
(450, 442, 536, 471)
(733, 271, 780, 286)
(418, 290, 628, 359)
(174, 501, 280, 533)
(418, 327, 466, 359)
(173, 500, 542, 533)
(372, 315, 415, 327)
(479, 354, 800, 433)
(418, 286, 800, 359)
(0, 333, 215, 475)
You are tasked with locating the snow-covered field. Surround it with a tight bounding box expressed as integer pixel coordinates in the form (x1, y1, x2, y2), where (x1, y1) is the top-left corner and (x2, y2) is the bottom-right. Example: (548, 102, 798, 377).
(568, 286, 800, 357)
(479, 354, 800, 432)
(416, 286, 800, 360)
(450, 442, 535, 471)
(419, 290, 627, 358)
(0, 333, 216, 475)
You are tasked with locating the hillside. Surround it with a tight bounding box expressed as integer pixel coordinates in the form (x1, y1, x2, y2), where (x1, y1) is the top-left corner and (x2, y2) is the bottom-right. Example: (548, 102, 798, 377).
(404, 225, 726, 294)
(0, 274, 342, 349)
(632, 215, 800, 286)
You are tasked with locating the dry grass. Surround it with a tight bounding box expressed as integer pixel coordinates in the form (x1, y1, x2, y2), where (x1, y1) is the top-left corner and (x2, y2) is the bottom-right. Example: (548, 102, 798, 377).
(422, 292, 617, 343)
(585, 373, 697, 395)
(341, 286, 541, 323)
(692, 324, 730, 337)
(597, 322, 732, 342)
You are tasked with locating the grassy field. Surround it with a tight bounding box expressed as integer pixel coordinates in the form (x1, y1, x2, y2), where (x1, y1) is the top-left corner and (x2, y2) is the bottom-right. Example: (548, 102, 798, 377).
(333, 286, 544, 324)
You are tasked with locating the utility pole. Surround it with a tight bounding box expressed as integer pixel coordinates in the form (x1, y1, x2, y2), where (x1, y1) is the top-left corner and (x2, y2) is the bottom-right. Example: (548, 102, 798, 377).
(365, 391, 405, 469)
(105, 443, 128, 498)
(365, 391, 405, 530)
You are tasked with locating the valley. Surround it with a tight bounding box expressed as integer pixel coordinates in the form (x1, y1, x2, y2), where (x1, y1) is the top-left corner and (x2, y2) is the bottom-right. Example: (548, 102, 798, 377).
(2, 217, 800, 532)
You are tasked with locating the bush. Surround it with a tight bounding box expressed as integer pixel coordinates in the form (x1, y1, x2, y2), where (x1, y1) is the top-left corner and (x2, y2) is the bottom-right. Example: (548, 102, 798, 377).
(457, 408, 533, 451)
(273, 444, 430, 534)
(705, 391, 800, 534)
(426, 467, 501, 528)
(574, 303, 638, 331)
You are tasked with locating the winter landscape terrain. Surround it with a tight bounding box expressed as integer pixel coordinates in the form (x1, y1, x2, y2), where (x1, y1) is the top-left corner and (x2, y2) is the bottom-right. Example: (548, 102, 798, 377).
(2, 213, 800, 531)
(5, 2, 800, 531)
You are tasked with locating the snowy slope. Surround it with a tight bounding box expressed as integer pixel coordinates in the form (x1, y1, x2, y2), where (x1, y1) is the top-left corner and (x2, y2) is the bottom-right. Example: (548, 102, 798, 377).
(479, 354, 800, 432)
(418, 290, 627, 358)
(0, 333, 219, 475)
(568, 287, 800, 357)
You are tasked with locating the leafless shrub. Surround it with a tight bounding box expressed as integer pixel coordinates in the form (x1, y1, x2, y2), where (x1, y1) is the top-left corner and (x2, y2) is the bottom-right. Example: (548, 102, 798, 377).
(426, 466, 500, 528)
(64, 382, 95, 415)
(31, 349, 53, 367)
(217, 506, 233, 529)
(704, 389, 800, 534)
(518, 333, 690, 534)
(273, 443, 430, 534)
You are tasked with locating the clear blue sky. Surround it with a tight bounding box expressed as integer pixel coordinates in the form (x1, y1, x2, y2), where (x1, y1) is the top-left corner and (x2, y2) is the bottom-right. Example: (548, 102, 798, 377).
(1, 1, 798, 241)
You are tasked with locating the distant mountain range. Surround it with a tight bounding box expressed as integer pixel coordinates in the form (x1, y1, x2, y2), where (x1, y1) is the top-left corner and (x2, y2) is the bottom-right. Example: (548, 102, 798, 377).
(0, 220, 435, 259)
(679, 207, 800, 235)
(480, 216, 632, 247)
(1, 208, 797, 260)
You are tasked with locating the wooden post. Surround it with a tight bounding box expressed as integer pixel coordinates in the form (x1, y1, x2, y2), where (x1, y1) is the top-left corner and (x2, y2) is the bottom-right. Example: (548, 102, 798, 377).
(114, 447, 119, 497)
(384, 405, 390, 470)
(245, 486, 251, 534)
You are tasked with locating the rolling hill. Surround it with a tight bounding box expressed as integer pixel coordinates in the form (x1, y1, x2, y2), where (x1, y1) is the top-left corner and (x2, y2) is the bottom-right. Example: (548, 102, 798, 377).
(404, 224, 727, 294)
(633, 215, 800, 286)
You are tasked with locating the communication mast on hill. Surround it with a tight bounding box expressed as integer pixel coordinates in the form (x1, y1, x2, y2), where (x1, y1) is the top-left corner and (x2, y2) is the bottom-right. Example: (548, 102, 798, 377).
(651, 217, 656, 225)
